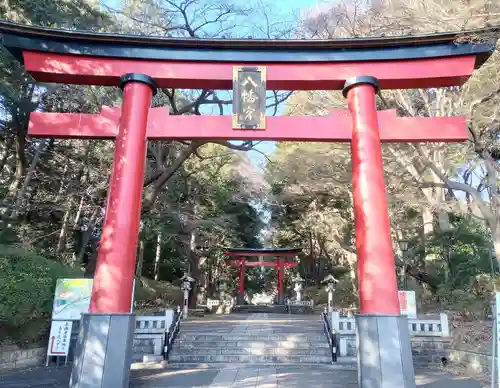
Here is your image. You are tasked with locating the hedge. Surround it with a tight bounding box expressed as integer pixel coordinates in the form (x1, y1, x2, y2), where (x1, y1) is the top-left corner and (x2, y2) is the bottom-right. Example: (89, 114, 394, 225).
(0, 245, 83, 345)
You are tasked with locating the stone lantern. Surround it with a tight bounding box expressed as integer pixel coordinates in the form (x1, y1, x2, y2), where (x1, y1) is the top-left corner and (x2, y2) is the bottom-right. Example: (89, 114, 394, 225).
(218, 280, 227, 302)
(180, 274, 194, 317)
(322, 275, 339, 313)
(292, 275, 305, 302)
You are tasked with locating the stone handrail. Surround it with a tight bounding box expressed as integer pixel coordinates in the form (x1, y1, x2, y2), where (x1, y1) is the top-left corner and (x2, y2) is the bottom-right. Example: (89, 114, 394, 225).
(321, 312, 338, 362)
(134, 310, 177, 358)
(164, 310, 183, 360)
(135, 316, 168, 334)
(330, 312, 450, 337)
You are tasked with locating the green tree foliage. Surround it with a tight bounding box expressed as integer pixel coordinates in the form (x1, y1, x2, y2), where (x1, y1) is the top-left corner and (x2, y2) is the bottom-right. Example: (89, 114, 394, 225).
(0, 245, 83, 344)
(0, 0, 269, 341)
(415, 218, 500, 317)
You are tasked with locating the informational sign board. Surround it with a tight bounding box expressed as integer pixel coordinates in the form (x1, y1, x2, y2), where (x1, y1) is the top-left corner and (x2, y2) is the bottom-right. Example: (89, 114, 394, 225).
(47, 278, 136, 366)
(398, 290, 417, 319)
(52, 279, 93, 320)
(52, 278, 136, 320)
(47, 320, 72, 357)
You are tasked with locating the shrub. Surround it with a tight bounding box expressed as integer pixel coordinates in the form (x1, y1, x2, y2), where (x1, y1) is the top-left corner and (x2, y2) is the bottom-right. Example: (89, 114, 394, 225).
(0, 245, 83, 345)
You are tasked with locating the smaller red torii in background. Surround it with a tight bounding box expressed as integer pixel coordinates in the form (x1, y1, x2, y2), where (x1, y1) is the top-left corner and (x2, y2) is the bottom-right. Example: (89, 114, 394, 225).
(224, 248, 302, 305)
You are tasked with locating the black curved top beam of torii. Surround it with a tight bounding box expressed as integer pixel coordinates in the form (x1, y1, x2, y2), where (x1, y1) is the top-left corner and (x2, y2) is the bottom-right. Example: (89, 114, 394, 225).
(0, 20, 497, 66)
(0, 21, 498, 143)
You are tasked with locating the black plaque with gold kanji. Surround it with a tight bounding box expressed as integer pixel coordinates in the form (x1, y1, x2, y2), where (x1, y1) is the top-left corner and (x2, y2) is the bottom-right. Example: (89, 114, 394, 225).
(232, 66, 266, 130)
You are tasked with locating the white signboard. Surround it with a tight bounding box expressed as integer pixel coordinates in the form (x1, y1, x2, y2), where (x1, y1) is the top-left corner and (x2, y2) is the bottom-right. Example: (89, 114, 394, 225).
(398, 290, 417, 319)
(286, 300, 314, 306)
(47, 320, 73, 357)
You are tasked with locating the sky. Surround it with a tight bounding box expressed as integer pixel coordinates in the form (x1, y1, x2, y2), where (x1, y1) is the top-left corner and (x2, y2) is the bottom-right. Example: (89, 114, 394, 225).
(104, 0, 323, 13)
(100, 0, 326, 166)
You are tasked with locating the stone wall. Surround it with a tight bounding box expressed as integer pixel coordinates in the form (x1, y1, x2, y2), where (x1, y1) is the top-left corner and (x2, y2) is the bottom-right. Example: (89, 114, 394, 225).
(449, 349, 493, 375)
(339, 335, 451, 367)
(0, 345, 46, 371)
(0, 337, 162, 371)
(132, 338, 156, 362)
(412, 336, 451, 367)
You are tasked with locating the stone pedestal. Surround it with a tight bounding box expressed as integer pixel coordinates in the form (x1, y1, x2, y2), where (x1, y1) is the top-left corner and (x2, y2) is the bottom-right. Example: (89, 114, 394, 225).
(70, 313, 135, 388)
(183, 290, 189, 317)
(327, 291, 333, 312)
(356, 314, 416, 388)
(237, 294, 245, 305)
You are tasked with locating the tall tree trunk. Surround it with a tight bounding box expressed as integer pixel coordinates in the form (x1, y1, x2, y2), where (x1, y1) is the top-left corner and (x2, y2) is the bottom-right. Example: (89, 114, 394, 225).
(10, 140, 46, 218)
(56, 198, 73, 253)
(346, 251, 358, 301)
(188, 230, 201, 308)
(55, 162, 69, 202)
(73, 197, 85, 227)
(422, 205, 436, 262)
(8, 130, 27, 195)
(0, 137, 14, 173)
(136, 240, 144, 277)
(492, 225, 500, 270)
(154, 233, 162, 280)
(143, 143, 200, 212)
(74, 209, 98, 267)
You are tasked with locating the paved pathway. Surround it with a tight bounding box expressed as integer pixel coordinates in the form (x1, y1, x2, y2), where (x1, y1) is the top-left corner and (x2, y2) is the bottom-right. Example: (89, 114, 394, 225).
(0, 364, 485, 388)
(0, 313, 486, 387)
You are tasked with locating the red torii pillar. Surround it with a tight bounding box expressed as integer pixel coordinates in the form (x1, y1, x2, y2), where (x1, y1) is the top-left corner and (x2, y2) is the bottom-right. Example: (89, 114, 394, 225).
(75, 73, 156, 388)
(344, 76, 413, 387)
(90, 74, 157, 314)
(238, 257, 245, 305)
(344, 76, 400, 315)
(276, 257, 284, 305)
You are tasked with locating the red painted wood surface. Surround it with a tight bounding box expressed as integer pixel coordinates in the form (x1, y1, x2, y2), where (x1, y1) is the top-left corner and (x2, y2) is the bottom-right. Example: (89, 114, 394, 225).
(23, 50, 476, 90)
(238, 258, 245, 296)
(29, 106, 468, 143)
(347, 83, 401, 315)
(89, 81, 153, 314)
(277, 257, 284, 302)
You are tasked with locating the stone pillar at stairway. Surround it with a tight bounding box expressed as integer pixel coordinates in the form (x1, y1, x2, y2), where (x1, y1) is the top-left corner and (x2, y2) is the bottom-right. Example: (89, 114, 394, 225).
(180, 274, 194, 318)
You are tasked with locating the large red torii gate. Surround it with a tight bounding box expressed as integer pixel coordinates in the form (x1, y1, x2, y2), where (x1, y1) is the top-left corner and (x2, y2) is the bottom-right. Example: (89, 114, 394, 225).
(1, 20, 497, 388)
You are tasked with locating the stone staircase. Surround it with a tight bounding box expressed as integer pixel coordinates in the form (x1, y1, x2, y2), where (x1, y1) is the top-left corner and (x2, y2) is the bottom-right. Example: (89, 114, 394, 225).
(231, 304, 287, 314)
(169, 313, 332, 365)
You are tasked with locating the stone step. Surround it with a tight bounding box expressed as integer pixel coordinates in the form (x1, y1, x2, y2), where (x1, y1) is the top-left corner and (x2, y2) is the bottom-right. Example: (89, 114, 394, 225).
(179, 327, 325, 332)
(166, 361, 356, 370)
(177, 332, 326, 337)
(176, 334, 327, 341)
(231, 306, 288, 314)
(173, 340, 329, 349)
(168, 354, 333, 364)
(171, 347, 331, 356)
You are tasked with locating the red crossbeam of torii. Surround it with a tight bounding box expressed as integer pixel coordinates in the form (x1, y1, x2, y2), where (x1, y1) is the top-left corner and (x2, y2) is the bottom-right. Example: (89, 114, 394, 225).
(28, 105, 468, 142)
